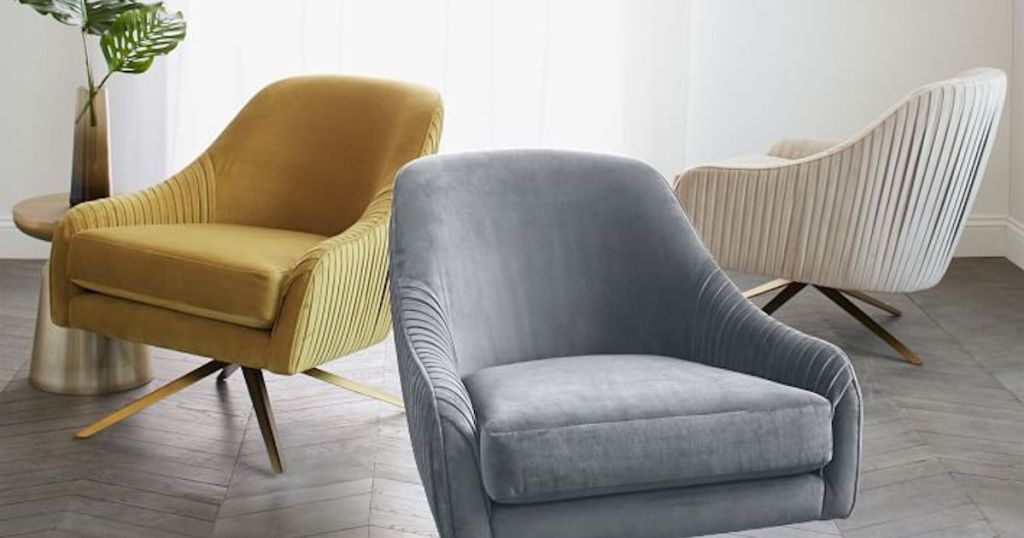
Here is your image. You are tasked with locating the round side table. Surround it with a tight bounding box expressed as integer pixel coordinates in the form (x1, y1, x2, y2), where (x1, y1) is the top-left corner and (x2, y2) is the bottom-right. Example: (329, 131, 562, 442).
(13, 193, 152, 395)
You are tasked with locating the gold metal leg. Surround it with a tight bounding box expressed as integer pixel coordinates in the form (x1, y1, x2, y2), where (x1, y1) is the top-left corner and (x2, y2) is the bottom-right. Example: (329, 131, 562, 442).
(841, 290, 903, 316)
(762, 282, 808, 315)
(75, 360, 228, 439)
(217, 364, 240, 382)
(743, 278, 792, 299)
(815, 286, 923, 366)
(242, 368, 284, 474)
(303, 368, 404, 408)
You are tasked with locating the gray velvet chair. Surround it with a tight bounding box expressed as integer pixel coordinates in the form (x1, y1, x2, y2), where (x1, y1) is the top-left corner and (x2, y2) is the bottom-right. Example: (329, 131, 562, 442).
(389, 149, 862, 538)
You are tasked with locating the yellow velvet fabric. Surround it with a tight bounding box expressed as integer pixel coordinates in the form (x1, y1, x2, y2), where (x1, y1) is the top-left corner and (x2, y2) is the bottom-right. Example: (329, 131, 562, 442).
(71, 293, 272, 370)
(68, 224, 326, 329)
(50, 75, 444, 374)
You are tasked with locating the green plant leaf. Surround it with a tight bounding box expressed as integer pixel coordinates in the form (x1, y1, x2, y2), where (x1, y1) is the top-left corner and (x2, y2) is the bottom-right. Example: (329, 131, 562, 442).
(83, 0, 151, 34)
(100, 4, 186, 74)
(15, 0, 152, 34)
(15, 0, 82, 26)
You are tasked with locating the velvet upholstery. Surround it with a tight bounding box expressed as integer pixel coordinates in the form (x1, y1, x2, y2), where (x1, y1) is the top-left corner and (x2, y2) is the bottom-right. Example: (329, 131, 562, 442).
(390, 150, 862, 538)
(490, 474, 825, 538)
(68, 224, 326, 329)
(70, 293, 271, 370)
(50, 75, 444, 375)
(465, 354, 834, 504)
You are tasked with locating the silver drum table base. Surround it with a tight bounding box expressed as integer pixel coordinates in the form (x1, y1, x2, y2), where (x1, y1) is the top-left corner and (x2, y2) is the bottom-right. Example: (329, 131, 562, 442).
(29, 264, 152, 395)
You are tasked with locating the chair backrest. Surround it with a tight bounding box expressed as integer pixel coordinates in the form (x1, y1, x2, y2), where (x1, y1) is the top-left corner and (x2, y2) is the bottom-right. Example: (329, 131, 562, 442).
(390, 150, 718, 376)
(827, 68, 1006, 291)
(205, 76, 443, 236)
(787, 69, 1005, 292)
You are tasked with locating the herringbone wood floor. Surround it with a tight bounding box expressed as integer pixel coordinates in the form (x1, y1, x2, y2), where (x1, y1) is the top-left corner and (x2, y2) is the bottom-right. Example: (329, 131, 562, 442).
(1, 259, 1022, 538)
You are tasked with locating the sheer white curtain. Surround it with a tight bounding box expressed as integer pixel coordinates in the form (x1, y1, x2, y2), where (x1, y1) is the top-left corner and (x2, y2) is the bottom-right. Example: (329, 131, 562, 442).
(125, 0, 690, 189)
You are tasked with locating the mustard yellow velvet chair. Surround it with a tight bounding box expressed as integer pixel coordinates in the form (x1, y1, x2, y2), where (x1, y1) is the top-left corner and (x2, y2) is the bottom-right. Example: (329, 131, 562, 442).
(48, 75, 444, 473)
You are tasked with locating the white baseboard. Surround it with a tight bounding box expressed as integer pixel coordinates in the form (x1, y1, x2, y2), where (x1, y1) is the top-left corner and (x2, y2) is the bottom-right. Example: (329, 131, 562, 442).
(0, 217, 50, 259)
(956, 215, 1008, 257)
(956, 214, 1024, 271)
(1005, 216, 1024, 270)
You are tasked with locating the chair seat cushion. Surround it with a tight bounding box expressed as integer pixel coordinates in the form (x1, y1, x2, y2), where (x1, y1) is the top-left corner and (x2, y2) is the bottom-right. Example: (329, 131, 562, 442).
(464, 354, 833, 504)
(67, 224, 326, 329)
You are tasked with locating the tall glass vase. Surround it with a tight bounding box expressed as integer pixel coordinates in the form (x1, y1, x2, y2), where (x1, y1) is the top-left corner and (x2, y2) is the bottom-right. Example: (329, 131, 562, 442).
(70, 87, 111, 206)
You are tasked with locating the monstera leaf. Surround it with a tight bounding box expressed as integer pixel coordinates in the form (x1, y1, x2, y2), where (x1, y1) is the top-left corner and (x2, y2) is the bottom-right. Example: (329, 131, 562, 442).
(100, 5, 186, 74)
(85, 0, 148, 33)
(16, 0, 146, 34)
(14, 0, 80, 25)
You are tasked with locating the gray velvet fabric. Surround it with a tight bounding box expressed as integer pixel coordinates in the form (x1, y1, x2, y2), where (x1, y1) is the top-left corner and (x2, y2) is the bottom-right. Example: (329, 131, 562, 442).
(389, 149, 862, 538)
(490, 473, 825, 538)
(465, 354, 833, 504)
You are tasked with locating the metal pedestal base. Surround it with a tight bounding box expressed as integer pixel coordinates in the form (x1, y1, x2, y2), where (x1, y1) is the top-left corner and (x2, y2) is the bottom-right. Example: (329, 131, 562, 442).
(744, 278, 922, 365)
(29, 264, 152, 395)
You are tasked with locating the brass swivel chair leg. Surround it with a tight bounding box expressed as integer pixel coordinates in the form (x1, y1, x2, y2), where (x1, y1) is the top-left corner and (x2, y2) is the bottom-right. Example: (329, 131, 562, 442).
(816, 286, 923, 366)
(841, 289, 903, 316)
(304, 368, 403, 407)
(743, 279, 807, 314)
(742, 278, 791, 299)
(744, 280, 922, 365)
(242, 368, 284, 473)
(75, 362, 403, 474)
(75, 360, 228, 439)
(75, 360, 290, 474)
(761, 282, 808, 315)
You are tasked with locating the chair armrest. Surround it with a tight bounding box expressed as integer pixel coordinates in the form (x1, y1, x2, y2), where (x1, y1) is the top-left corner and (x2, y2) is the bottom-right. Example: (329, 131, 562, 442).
(391, 278, 492, 538)
(673, 160, 799, 278)
(767, 138, 839, 159)
(689, 266, 861, 518)
(268, 190, 394, 374)
(268, 101, 445, 373)
(673, 148, 870, 288)
(49, 156, 216, 326)
(690, 269, 855, 401)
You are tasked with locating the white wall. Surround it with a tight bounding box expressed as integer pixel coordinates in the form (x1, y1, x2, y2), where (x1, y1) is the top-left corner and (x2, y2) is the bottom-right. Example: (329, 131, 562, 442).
(0, 2, 81, 258)
(687, 0, 1014, 258)
(162, 0, 691, 181)
(106, 64, 169, 195)
(1010, 1, 1024, 268)
(3, 0, 1023, 266)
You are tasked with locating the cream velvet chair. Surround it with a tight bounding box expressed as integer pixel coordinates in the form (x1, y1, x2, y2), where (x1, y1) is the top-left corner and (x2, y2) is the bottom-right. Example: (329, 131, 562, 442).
(49, 75, 444, 472)
(675, 68, 1005, 365)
